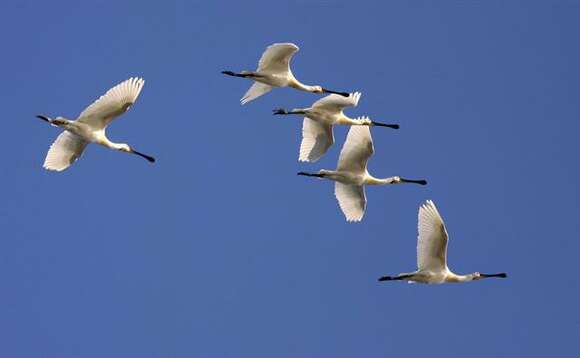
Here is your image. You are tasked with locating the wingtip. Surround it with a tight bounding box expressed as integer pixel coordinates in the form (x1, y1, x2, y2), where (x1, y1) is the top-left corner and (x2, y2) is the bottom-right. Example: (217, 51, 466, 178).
(43, 164, 66, 172)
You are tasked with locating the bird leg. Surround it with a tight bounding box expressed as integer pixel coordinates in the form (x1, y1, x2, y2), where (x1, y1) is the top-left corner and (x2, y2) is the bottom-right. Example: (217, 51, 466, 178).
(297, 171, 325, 178)
(36, 115, 67, 127)
(272, 108, 307, 115)
(221, 70, 263, 78)
(378, 274, 413, 282)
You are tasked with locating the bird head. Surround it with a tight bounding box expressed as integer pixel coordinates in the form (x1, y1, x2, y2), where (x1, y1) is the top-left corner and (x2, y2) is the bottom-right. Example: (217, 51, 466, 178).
(392, 176, 402, 184)
(51, 116, 70, 127)
(312, 85, 324, 93)
(119, 144, 156, 163)
(472, 272, 482, 281)
(117, 143, 132, 152)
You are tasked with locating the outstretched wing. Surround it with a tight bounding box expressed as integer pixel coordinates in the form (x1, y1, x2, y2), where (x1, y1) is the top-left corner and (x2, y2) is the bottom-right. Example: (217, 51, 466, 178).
(311, 92, 361, 112)
(336, 126, 374, 174)
(43, 131, 88, 171)
(335, 183, 366, 222)
(417, 200, 449, 271)
(256, 43, 299, 73)
(76, 77, 145, 129)
(241, 82, 273, 105)
(299, 117, 334, 162)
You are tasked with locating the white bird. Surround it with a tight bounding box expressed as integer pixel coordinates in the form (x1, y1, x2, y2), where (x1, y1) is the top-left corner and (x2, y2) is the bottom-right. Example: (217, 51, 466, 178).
(273, 92, 399, 162)
(298, 126, 427, 222)
(222, 42, 349, 104)
(378, 200, 507, 284)
(37, 77, 155, 171)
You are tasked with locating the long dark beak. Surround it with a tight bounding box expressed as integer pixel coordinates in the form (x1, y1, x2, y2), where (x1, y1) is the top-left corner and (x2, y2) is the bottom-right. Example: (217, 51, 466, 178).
(297, 171, 324, 178)
(221, 70, 237, 77)
(272, 108, 289, 115)
(480, 273, 507, 278)
(321, 88, 350, 97)
(36, 114, 51, 122)
(378, 275, 394, 281)
(400, 178, 427, 185)
(130, 149, 155, 163)
(371, 121, 399, 129)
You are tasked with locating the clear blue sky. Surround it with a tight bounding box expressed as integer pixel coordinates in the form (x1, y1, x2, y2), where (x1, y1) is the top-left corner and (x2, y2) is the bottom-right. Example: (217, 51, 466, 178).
(0, 1, 578, 357)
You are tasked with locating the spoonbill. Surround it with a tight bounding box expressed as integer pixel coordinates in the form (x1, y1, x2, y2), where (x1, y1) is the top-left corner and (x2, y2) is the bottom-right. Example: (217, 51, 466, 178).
(273, 92, 399, 162)
(222, 42, 350, 104)
(37, 77, 155, 171)
(297, 126, 427, 222)
(378, 200, 507, 284)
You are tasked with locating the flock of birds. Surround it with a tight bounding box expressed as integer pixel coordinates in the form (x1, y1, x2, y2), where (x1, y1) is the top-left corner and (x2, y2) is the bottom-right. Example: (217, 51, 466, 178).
(36, 42, 507, 284)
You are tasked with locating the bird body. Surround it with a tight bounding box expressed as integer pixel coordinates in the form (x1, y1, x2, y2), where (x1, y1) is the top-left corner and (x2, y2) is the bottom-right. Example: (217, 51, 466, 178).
(222, 43, 350, 104)
(298, 126, 427, 222)
(274, 92, 399, 162)
(38, 77, 155, 171)
(378, 200, 507, 284)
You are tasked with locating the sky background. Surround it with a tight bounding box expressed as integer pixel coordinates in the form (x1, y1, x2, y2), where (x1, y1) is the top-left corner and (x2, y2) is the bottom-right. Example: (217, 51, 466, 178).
(0, 0, 578, 357)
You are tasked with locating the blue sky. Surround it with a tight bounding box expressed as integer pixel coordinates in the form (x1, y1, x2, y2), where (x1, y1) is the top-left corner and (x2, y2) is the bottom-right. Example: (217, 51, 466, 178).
(1, 0, 578, 357)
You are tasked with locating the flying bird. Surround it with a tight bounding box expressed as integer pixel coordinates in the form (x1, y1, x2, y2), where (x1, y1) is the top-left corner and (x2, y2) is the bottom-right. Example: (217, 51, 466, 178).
(378, 200, 507, 284)
(298, 126, 427, 222)
(222, 42, 350, 104)
(37, 77, 155, 171)
(273, 92, 399, 162)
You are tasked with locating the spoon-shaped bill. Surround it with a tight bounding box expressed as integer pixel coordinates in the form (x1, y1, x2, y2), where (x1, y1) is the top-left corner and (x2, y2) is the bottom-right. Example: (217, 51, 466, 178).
(480, 272, 507, 278)
(371, 121, 399, 129)
(378, 275, 395, 281)
(36, 114, 51, 122)
(400, 178, 428, 185)
(131, 149, 155, 163)
(321, 88, 350, 97)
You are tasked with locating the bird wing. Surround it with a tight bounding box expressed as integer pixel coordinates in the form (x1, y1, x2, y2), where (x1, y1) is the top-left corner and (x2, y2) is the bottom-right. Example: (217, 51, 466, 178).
(299, 117, 334, 162)
(43, 131, 88, 171)
(336, 126, 374, 173)
(76, 77, 145, 129)
(256, 43, 299, 73)
(335, 183, 366, 222)
(311, 92, 361, 112)
(241, 81, 273, 105)
(417, 200, 449, 271)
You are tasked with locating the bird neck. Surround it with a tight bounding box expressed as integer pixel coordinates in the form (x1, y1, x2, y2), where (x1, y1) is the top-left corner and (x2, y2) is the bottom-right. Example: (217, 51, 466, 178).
(99, 136, 126, 151)
(364, 175, 398, 186)
(289, 78, 318, 93)
(337, 114, 368, 126)
(446, 272, 474, 283)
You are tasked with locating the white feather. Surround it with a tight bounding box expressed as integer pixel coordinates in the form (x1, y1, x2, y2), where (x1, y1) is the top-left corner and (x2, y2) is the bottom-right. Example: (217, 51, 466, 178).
(43, 131, 88, 172)
(336, 126, 374, 174)
(77, 77, 145, 129)
(241, 82, 273, 105)
(417, 200, 449, 271)
(299, 118, 334, 162)
(256, 43, 299, 73)
(334, 183, 366, 222)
